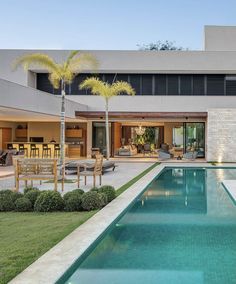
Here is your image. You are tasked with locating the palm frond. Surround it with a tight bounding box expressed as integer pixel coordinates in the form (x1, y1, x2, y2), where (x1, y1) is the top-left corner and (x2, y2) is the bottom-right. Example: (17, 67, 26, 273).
(80, 77, 135, 99)
(69, 53, 99, 74)
(13, 53, 60, 74)
(65, 50, 79, 69)
(111, 81, 135, 96)
(61, 68, 75, 85)
(48, 72, 61, 89)
(80, 77, 109, 96)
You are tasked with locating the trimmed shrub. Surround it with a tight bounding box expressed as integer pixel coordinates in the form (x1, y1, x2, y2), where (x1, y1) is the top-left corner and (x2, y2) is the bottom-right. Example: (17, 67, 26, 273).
(81, 191, 102, 211)
(98, 192, 108, 207)
(64, 194, 82, 211)
(90, 187, 99, 192)
(15, 197, 32, 212)
(0, 189, 13, 196)
(24, 187, 39, 194)
(34, 191, 64, 212)
(73, 189, 84, 195)
(0, 190, 23, 202)
(0, 194, 15, 211)
(11, 192, 23, 202)
(25, 190, 41, 207)
(98, 185, 116, 202)
(63, 189, 84, 202)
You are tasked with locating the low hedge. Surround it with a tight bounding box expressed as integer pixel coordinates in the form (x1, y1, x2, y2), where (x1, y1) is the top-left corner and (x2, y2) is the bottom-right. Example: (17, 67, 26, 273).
(0, 189, 14, 196)
(63, 189, 84, 202)
(98, 185, 116, 202)
(11, 192, 23, 202)
(34, 191, 64, 212)
(25, 190, 41, 208)
(99, 192, 108, 207)
(24, 187, 39, 194)
(0, 194, 15, 211)
(0, 184, 116, 212)
(0, 190, 23, 211)
(64, 195, 82, 211)
(63, 189, 84, 211)
(90, 187, 99, 192)
(15, 197, 32, 212)
(81, 191, 102, 211)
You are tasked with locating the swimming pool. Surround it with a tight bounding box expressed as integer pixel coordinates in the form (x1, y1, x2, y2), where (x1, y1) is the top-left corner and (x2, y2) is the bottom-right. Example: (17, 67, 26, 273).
(59, 167, 236, 284)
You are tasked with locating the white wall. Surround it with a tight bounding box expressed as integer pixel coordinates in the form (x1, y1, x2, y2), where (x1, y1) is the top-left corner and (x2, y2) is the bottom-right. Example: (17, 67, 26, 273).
(0, 78, 87, 118)
(28, 122, 60, 143)
(67, 95, 236, 113)
(207, 109, 236, 162)
(205, 26, 236, 51)
(2, 49, 236, 88)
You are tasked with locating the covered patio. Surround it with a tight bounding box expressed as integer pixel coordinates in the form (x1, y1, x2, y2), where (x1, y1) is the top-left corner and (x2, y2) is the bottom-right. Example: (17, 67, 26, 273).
(76, 111, 207, 160)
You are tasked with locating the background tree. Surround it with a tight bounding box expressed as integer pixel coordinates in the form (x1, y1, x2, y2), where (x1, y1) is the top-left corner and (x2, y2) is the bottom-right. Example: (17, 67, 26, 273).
(80, 77, 135, 159)
(137, 40, 185, 50)
(14, 51, 98, 181)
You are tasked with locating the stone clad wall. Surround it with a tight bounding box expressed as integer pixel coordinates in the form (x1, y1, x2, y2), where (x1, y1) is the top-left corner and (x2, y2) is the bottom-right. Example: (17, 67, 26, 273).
(207, 109, 236, 162)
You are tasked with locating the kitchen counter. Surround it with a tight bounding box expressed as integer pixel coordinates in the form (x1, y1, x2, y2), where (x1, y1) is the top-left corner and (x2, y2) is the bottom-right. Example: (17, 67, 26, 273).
(8, 142, 83, 158)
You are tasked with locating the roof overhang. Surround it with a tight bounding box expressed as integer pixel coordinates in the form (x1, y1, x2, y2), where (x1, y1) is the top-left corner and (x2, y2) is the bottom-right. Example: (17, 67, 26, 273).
(75, 111, 207, 120)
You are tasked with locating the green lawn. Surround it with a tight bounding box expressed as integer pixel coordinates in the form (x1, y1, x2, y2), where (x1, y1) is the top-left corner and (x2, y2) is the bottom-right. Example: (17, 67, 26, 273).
(0, 211, 96, 284)
(0, 162, 159, 284)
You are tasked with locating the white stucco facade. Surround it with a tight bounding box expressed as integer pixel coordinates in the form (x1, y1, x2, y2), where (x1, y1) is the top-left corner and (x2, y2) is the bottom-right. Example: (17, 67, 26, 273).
(1, 25, 236, 161)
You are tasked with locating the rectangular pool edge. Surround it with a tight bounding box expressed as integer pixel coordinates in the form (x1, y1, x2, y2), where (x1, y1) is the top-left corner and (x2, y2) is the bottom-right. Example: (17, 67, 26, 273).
(9, 163, 236, 284)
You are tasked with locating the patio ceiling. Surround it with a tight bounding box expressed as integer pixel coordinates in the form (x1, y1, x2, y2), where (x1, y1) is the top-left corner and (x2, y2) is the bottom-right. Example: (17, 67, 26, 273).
(75, 111, 207, 120)
(0, 106, 83, 122)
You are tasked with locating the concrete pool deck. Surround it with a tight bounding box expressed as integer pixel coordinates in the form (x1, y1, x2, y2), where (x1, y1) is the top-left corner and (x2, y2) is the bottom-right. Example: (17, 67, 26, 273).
(222, 180, 236, 204)
(0, 162, 152, 192)
(9, 162, 236, 284)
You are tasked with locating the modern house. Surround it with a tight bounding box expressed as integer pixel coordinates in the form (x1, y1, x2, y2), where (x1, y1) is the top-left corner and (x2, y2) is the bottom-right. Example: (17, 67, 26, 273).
(1, 25, 236, 162)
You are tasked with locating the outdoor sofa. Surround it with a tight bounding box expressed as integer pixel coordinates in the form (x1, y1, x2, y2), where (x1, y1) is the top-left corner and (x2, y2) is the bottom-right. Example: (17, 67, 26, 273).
(118, 145, 137, 156)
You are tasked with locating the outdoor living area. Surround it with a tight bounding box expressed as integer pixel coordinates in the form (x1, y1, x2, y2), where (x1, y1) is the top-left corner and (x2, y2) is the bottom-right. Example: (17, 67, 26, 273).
(105, 120, 206, 161)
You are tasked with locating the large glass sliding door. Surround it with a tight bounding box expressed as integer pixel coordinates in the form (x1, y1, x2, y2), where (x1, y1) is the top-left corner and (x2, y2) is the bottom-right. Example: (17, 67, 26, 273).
(92, 122, 111, 156)
(172, 122, 205, 158)
(184, 123, 205, 158)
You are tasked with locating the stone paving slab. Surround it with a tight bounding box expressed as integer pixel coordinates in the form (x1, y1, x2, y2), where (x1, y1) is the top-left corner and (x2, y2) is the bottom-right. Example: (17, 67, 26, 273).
(0, 166, 14, 178)
(222, 180, 236, 204)
(0, 162, 152, 192)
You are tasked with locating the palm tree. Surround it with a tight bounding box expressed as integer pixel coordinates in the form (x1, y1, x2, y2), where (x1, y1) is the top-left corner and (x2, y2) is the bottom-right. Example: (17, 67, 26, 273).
(14, 51, 98, 180)
(80, 77, 135, 159)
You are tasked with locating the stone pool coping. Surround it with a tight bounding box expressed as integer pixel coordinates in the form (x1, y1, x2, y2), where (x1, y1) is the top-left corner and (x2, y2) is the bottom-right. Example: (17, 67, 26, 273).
(9, 162, 236, 284)
(222, 180, 236, 204)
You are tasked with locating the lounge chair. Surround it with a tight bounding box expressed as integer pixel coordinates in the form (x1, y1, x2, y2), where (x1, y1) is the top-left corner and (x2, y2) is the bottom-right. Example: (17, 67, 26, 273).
(183, 151, 198, 161)
(0, 151, 8, 166)
(0, 150, 19, 166)
(158, 150, 171, 160)
(78, 154, 103, 187)
(65, 158, 116, 175)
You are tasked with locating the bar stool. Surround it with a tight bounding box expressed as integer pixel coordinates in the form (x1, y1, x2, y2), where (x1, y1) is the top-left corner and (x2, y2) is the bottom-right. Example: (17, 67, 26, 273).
(19, 144, 28, 157)
(7, 143, 17, 151)
(54, 144, 60, 158)
(30, 144, 40, 158)
(42, 144, 51, 158)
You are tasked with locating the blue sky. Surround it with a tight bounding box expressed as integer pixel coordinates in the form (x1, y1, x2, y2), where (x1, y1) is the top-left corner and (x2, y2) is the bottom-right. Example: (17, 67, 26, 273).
(1, 0, 236, 50)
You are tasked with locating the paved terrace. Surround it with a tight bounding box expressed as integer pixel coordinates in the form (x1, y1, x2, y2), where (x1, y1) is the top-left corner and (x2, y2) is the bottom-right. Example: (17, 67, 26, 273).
(0, 162, 153, 192)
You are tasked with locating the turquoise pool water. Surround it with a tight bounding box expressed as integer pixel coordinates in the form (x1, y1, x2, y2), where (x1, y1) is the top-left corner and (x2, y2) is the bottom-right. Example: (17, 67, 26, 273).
(62, 168, 236, 284)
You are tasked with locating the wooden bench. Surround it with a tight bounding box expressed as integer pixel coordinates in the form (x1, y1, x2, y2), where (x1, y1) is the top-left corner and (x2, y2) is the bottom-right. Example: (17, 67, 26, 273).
(15, 158, 62, 192)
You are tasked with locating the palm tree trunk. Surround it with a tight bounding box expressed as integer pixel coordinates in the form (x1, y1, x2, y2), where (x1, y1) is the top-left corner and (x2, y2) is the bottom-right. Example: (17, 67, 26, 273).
(105, 98, 110, 160)
(60, 80, 65, 182)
